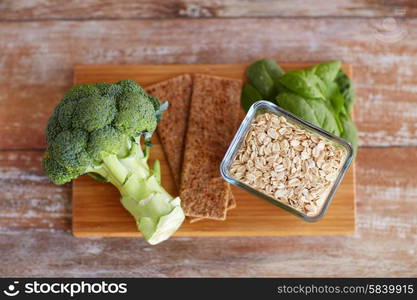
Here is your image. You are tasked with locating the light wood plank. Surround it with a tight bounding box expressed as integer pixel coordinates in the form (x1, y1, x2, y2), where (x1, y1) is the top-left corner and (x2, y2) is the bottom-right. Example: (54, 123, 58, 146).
(0, 19, 416, 149)
(0, 0, 415, 20)
(0, 148, 415, 277)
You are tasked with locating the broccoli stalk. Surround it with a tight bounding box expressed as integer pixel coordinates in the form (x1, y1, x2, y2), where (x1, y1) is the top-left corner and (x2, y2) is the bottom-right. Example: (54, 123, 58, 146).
(43, 80, 185, 245)
(86, 136, 183, 245)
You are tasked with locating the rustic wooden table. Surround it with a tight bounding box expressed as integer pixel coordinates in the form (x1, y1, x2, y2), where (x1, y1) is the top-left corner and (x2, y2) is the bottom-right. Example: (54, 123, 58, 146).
(0, 1, 416, 277)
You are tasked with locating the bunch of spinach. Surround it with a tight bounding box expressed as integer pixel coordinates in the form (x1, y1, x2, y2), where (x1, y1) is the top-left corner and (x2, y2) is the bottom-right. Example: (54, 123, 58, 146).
(241, 59, 358, 153)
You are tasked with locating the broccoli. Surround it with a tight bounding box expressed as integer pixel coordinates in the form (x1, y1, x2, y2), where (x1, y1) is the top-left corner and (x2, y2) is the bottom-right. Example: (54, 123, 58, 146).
(43, 80, 185, 245)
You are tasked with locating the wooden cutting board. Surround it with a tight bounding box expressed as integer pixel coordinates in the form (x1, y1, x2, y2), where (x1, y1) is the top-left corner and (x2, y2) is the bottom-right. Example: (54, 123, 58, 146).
(72, 63, 355, 237)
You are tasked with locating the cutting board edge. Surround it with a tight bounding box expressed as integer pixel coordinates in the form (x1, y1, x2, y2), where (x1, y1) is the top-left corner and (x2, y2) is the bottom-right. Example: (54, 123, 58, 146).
(72, 228, 356, 238)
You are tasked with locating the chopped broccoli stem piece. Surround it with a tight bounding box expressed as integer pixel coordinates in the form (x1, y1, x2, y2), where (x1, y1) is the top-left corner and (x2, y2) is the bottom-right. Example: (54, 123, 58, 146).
(86, 136, 183, 245)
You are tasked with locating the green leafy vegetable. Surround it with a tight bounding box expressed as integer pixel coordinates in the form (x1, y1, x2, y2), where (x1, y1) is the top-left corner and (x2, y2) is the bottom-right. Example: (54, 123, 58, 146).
(340, 115, 358, 153)
(262, 58, 285, 78)
(275, 92, 318, 125)
(241, 83, 263, 112)
(327, 82, 345, 115)
(246, 58, 284, 99)
(336, 70, 355, 113)
(276, 92, 341, 136)
(312, 61, 341, 84)
(273, 77, 291, 95)
(326, 81, 346, 133)
(277, 69, 327, 100)
(243, 59, 359, 154)
(43, 80, 185, 245)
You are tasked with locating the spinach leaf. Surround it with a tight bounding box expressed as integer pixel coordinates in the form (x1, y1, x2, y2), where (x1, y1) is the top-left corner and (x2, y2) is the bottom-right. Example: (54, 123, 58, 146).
(276, 92, 341, 136)
(263, 58, 285, 78)
(243, 59, 358, 154)
(273, 77, 291, 94)
(277, 69, 327, 100)
(246, 59, 285, 100)
(241, 83, 263, 112)
(327, 82, 345, 115)
(311, 61, 341, 84)
(276, 92, 319, 125)
(336, 70, 355, 113)
(326, 82, 345, 133)
(340, 115, 358, 153)
(308, 99, 341, 136)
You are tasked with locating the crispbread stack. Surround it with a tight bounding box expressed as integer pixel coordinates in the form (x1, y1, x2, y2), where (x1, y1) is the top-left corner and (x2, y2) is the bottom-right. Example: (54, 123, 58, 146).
(145, 74, 193, 188)
(180, 74, 242, 221)
(146, 73, 242, 222)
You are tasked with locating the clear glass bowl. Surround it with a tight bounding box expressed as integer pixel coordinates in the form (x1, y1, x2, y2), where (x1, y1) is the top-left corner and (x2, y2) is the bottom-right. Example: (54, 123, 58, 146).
(220, 101, 354, 222)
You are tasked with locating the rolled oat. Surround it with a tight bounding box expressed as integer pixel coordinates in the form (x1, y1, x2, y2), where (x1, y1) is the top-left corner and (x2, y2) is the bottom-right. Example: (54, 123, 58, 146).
(230, 113, 346, 216)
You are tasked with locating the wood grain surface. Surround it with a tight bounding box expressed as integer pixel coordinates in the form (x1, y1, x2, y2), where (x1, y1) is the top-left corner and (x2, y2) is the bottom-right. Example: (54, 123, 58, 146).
(0, 1, 416, 277)
(0, 148, 415, 277)
(0, 19, 416, 150)
(72, 63, 355, 237)
(1, 0, 416, 20)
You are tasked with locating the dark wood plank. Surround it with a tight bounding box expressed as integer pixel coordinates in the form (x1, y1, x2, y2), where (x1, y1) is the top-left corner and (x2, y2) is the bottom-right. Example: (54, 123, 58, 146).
(0, 148, 416, 276)
(0, 19, 416, 149)
(0, 0, 416, 20)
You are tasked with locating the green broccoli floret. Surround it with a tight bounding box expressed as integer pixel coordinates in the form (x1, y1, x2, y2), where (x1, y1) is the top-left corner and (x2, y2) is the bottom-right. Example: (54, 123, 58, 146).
(113, 92, 157, 136)
(43, 152, 76, 185)
(43, 80, 184, 245)
(50, 129, 91, 175)
(87, 125, 129, 162)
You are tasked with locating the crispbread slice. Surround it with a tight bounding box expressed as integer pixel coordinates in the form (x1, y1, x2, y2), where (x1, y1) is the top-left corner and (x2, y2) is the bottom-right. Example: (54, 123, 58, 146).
(180, 74, 242, 220)
(181, 178, 230, 220)
(145, 74, 193, 188)
(228, 191, 237, 210)
(189, 185, 236, 223)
